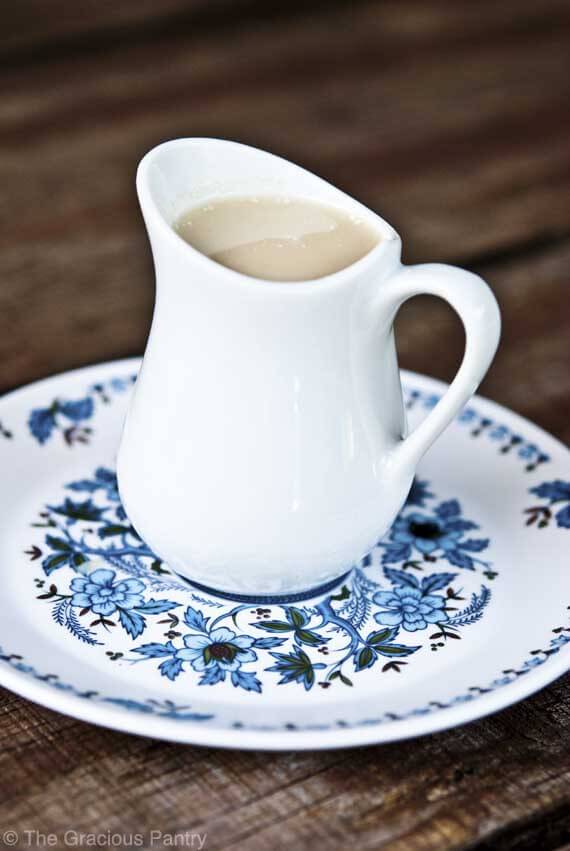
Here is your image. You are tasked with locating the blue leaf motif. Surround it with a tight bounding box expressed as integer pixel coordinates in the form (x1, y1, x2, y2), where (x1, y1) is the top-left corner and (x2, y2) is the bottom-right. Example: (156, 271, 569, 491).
(421, 573, 457, 594)
(530, 480, 570, 503)
(67, 468, 119, 500)
(366, 628, 399, 645)
(292, 629, 323, 648)
(29, 408, 56, 444)
(50, 498, 107, 524)
(42, 535, 87, 574)
(52, 599, 100, 646)
(381, 543, 412, 564)
(436, 500, 461, 519)
(446, 550, 476, 570)
(159, 658, 183, 681)
(66, 478, 100, 493)
(118, 608, 146, 639)
(160, 707, 214, 721)
(231, 670, 262, 693)
(253, 636, 288, 649)
(556, 505, 570, 528)
(376, 642, 419, 658)
(199, 667, 225, 686)
(94, 467, 118, 485)
(489, 425, 509, 441)
(103, 697, 212, 720)
(266, 649, 324, 691)
(354, 646, 377, 671)
(109, 377, 131, 392)
(59, 397, 94, 422)
(183, 605, 209, 633)
(133, 643, 174, 658)
(105, 698, 155, 714)
(447, 586, 491, 626)
(42, 538, 70, 563)
(384, 568, 420, 589)
(445, 519, 479, 532)
(135, 599, 179, 615)
(458, 538, 489, 552)
(285, 607, 310, 628)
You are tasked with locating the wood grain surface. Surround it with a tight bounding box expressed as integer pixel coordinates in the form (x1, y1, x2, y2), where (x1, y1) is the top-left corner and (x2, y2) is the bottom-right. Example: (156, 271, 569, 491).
(1, 1, 569, 849)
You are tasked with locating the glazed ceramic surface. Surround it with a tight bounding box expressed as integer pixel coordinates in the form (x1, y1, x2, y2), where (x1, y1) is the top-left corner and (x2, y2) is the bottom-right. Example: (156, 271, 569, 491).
(117, 139, 500, 595)
(1, 358, 568, 750)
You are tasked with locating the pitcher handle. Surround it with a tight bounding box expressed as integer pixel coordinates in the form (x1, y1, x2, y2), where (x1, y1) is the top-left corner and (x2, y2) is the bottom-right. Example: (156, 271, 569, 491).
(380, 263, 501, 470)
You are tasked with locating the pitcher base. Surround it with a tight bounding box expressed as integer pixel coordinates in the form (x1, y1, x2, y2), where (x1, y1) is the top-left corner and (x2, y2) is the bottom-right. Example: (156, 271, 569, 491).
(175, 570, 353, 604)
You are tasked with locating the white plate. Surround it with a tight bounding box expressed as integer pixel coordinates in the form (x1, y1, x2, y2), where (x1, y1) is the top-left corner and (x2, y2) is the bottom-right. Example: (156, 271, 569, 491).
(0, 358, 568, 750)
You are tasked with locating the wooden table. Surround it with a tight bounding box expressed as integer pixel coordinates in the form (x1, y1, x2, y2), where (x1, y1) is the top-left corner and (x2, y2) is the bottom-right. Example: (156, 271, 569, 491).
(1, 2, 569, 848)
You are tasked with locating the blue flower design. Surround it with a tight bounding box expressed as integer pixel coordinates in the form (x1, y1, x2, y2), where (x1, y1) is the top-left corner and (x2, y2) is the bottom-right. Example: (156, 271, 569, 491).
(67, 467, 120, 502)
(134, 614, 262, 690)
(531, 481, 570, 502)
(29, 408, 56, 444)
(391, 512, 463, 555)
(175, 626, 257, 675)
(33, 461, 499, 692)
(70, 568, 145, 616)
(529, 480, 570, 529)
(28, 378, 132, 446)
(58, 397, 94, 422)
(381, 499, 488, 570)
(28, 397, 93, 445)
(373, 586, 448, 632)
(407, 388, 549, 468)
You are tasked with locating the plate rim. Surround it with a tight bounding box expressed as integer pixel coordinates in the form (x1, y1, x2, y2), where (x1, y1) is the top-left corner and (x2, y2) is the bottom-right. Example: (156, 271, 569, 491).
(0, 356, 568, 750)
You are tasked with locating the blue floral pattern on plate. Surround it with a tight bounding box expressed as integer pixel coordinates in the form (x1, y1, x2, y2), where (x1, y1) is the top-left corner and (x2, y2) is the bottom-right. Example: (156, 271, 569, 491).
(0, 362, 566, 745)
(1, 614, 568, 728)
(28, 375, 135, 446)
(406, 388, 551, 471)
(525, 480, 570, 529)
(30, 467, 493, 693)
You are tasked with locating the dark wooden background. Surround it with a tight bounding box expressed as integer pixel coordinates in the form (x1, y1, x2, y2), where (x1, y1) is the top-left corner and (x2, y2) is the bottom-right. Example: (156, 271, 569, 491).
(1, 2, 569, 849)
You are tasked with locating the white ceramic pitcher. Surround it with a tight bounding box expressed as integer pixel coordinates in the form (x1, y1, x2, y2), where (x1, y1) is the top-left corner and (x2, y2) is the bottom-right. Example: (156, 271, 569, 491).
(117, 138, 500, 598)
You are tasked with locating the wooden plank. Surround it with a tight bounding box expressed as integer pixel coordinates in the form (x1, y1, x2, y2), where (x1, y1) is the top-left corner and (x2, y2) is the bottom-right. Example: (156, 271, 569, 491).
(0, 673, 568, 849)
(4, 0, 569, 59)
(1, 0, 251, 57)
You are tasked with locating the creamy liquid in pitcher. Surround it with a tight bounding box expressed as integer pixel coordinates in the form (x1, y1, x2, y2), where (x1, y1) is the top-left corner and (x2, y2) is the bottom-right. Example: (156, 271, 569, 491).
(174, 196, 380, 281)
